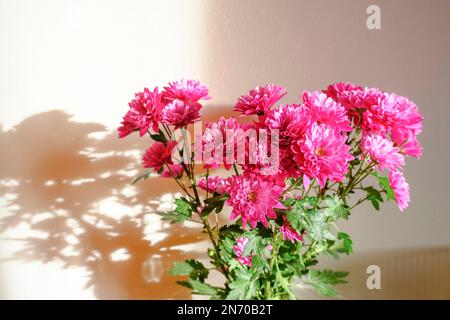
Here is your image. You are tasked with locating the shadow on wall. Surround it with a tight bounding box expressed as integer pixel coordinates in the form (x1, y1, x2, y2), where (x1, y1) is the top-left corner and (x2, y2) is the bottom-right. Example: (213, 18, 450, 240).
(0, 110, 229, 299)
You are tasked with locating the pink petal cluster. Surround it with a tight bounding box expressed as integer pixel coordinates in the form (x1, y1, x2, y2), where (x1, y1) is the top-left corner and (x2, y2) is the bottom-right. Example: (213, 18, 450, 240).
(280, 216, 303, 243)
(226, 175, 285, 228)
(388, 170, 410, 211)
(233, 237, 252, 267)
(118, 87, 164, 138)
(234, 84, 287, 116)
(292, 123, 354, 187)
(301, 91, 352, 132)
(161, 100, 201, 129)
(197, 176, 228, 194)
(142, 141, 178, 172)
(361, 134, 405, 171)
(118, 79, 209, 138)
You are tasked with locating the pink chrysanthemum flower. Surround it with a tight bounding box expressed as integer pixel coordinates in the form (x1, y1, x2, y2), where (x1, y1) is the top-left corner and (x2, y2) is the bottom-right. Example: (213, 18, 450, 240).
(361, 134, 405, 171)
(197, 176, 228, 194)
(234, 84, 287, 116)
(163, 79, 210, 105)
(265, 104, 307, 147)
(226, 175, 285, 228)
(280, 216, 303, 243)
(292, 123, 354, 187)
(161, 100, 202, 129)
(388, 170, 410, 211)
(301, 91, 352, 132)
(160, 164, 184, 178)
(233, 237, 252, 267)
(200, 117, 248, 170)
(142, 141, 178, 172)
(323, 82, 363, 103)
(118, 87, 164, 138)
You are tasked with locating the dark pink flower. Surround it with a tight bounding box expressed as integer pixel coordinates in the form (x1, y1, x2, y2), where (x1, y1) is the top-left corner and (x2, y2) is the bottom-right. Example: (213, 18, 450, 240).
(163, 79, 210, 105)
(389, 170, 410, 211)
(118, 87, 164, 138)
(233, 237, 252, 267)
(142, 141, 178, 172)
(292, 123, 354, 187)
(280, 216, 303, 243)
(161, 100, 202, 129)
(226, 175, 284, 228)
(234, 84, 287, 116)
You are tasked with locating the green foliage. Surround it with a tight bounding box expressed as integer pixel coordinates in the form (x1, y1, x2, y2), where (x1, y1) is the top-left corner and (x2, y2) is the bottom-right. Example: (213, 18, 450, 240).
(202, 195, 228, 215)
(157, 197, 192, 224)
(131, 168, 153, 185)
(305, 269, 349, 297)
(337, 232, 353, 255)
(375, 173, 395, 201)
(364, 186, 384, 210)
(177, 279, 220, 297)
(150, 129, 167, 142)
(169, 259, 209, 282)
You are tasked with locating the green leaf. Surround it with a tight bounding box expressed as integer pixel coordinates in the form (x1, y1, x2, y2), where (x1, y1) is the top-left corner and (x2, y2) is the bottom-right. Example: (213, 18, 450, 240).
(169, 259, 209, 282)
(364, 186, 383, 210)
(376, 174, 395, 201)
(322, 196, 350, 220)
(155, 197, 192, 224)
(202, 195, 228, 215)
(131, 169, 153, 185)
(305, 269, 349, 297)
(150, 129, 167, 142)
(337, 232, 353, 255)
(177, 279, 219, 296)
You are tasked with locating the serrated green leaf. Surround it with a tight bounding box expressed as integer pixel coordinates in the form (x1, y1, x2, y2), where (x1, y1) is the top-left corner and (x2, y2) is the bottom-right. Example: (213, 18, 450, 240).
(364, 186, 383, 210)
(169, 259, 209, 282)
(177, 279, 218, 296)
(305, 269, 348, 297)
(337, 232, 353, 255)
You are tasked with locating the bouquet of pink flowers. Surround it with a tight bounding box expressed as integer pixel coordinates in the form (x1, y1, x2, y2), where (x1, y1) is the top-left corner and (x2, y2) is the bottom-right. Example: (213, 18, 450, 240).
(118, 80, 422, 299)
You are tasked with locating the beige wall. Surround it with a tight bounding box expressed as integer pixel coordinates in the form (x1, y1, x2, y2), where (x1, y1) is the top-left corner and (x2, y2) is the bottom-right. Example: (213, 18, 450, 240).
(1, 0, 449, 298)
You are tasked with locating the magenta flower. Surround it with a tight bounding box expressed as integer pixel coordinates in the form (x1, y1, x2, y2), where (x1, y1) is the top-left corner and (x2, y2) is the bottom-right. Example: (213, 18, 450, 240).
(234, 84, 287, 116)
(361, 134, 405, 171)
(161, 100, 202, 129)
(292, 123, 354, 187)
(118, 87, 164, 138)
(388, 170, 410, 211)
(163, 79, 210, 105)
(265, 104, 307, 147)
(233, 237, 252, 267)
(301, 91, 352, 132)
(160, 164, 184, 178)
(142, 141, 178, 172)
(197, 176, 228, 194)
(226, 175, 284, 228)
(280, 216, 303, 243)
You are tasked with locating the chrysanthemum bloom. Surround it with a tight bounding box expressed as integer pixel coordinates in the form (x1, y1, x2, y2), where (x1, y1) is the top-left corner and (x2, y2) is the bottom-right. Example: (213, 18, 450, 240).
(233, 237, 252, 267)
(388, 170, 410, 211)
(292, 123, 354, 187)
(301, 91, 352, 132)
(361, 134, 405, 171)
(234, 84, 287, 116)
(265, 104, 307, 147)
(118, 87, 164, 138)
(163, 79, 210, 105)
(161, 100, 202, 129)
(280, 216, 303, 243)
(322, 82, 363, 104)
(197, 176, 228, 194)
(200, 117, 249, 170)
(226, 175, 284, 228)
(142, 141, 178, 172)
(160, 164, 184, 178)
